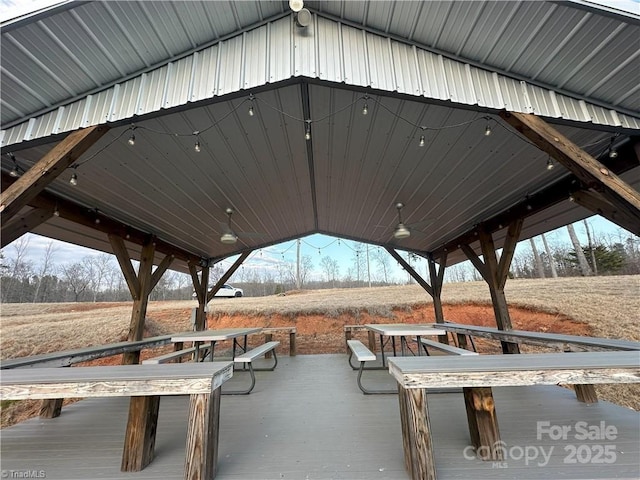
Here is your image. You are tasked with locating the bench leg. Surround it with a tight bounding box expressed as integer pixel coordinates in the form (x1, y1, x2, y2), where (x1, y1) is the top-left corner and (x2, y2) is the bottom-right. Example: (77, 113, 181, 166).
(185, 388, 221, 480)
(574, 384, 598, 403)
(397, 385, 437, 480)
(462, 387, 503, 460)
(121, 395, 160, 471)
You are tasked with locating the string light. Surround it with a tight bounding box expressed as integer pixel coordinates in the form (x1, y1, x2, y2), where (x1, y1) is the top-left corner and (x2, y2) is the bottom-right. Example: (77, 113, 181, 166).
(546, 156, 554, 170)
(484, 124, 492, 136)
(362, 96, 369, 115)
(608, 134, 619, 158)
(193, 131, 201, 152)
(418, 135, 425, 147)
(248, 105, 254, 117)
(69, 173, 78, 186)
(53, 204, 60, 217)
(128, 133, 135, 146)
(8, 153, 20, 177)
(305, 121, 311, 141)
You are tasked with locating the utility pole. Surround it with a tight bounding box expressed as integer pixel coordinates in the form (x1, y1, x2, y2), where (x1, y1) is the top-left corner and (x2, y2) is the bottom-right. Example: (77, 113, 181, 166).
(296, 238, 301, 289)
(366, 244, 371, 287)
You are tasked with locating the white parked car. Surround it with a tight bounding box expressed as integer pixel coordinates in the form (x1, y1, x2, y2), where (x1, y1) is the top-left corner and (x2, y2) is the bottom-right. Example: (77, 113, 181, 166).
(213, 284, 244, 298)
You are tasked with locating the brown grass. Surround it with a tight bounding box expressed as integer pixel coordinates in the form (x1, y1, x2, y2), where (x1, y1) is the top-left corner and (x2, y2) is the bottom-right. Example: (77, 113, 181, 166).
(1, 275, 638, 426)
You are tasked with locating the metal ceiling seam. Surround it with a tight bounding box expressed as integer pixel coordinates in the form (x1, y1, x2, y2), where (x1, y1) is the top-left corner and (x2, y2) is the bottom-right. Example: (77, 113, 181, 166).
(3, 13, 640, 151)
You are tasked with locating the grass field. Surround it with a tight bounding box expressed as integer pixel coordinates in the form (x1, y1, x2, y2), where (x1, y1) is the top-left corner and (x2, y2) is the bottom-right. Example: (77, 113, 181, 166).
(1, 275, 638, 425)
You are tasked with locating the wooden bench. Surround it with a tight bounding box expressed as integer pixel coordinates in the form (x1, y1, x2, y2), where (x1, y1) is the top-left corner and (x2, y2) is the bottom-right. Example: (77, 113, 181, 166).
(388, 351, 640, 480)
(347, 340, 394, 394)
(437, 322, 640, 352)
(142, 346, 197, 364)
(417, 337, 479, 356)
(224, 341, 280, 395)
(0, 362, 233, 480)
(263, 327, 296, 356)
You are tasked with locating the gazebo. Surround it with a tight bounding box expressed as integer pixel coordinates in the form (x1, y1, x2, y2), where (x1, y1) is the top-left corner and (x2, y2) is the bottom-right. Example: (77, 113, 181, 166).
(1, 2, 639, 478)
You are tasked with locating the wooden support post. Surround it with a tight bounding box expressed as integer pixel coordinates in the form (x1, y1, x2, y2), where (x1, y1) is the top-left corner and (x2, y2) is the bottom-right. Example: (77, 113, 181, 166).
(206, 252, 251, 302)
(184, 388, 221, 480)
(121, 395, 161, 471)
(264, 332, 274, 359)
(385, 247, 434, 297)
(289, 331, 297, 356)
(428, 253, 448, 344)
(397, 385, 437, 480)
(367, 330, 377, 352)
(189, 264, 209, 332)
(574, 384, 599, 403)
(39, 398, 63, 418)
(463, 387, 503, 461)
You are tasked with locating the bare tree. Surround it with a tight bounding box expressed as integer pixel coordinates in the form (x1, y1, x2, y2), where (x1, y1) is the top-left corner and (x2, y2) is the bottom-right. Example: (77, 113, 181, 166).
(567, 223, 592, 276)
(529, 238, 546, 278)
(320, 256, 340, 286)
(372, 248, 391, 284)
(3, 237, 33, 303)
(87, 254, 114, 302)
(540, 233, 558, 278)
(60, 261, 92, 302)
(583, 220, 598, 276)
(32, 241, 57, 302)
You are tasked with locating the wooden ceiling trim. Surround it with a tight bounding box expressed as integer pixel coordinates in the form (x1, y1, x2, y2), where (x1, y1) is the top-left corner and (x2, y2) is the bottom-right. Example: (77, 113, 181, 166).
(0, 125, 109, 222)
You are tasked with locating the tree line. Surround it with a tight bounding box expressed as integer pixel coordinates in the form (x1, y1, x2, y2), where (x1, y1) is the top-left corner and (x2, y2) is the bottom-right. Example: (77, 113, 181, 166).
(1, 222, 638, 303)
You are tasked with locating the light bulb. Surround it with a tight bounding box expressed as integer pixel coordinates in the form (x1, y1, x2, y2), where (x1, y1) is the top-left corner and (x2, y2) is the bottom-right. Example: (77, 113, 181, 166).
(128, 133, 135, 146)
(305, 125, 311, 141)
(419, 135, 425, 147)
(53, 206, 60, 217)
(484, 125, 492, 136)
(362, 103, 368, 115)
(194, 140, 201, 153)
(609, 149, 618, 159)
(9, 166, 19, 177)
(248, 105, 254, 117)
(70, 173, 78, 186)
(546, 158, 554, 170)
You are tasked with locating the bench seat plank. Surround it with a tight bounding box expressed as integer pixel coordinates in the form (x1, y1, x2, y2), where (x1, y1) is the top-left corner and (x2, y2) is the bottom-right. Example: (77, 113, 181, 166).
(234, 341, 280, 363)
(347, 340, 376, 361)
(389, 351, 640, 389)
(417, 338, 478, 356)
(142, 347, 197, 364)
(436, 323, 640, 351)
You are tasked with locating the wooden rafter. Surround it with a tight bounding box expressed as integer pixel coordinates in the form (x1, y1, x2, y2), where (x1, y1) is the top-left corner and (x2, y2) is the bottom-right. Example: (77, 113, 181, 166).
(1, 207, 53, 247)
(571, 189, 640, 236)
(206, 252, 250, 303)
(0, 126, 109, 222)
(385, 247, 433, 297)
(109, 234, 141, 300)
(499, 111, 640, 226)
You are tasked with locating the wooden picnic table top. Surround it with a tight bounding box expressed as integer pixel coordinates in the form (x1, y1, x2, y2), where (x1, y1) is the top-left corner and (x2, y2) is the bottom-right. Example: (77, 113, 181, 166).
(365, 324, 447, 337)
(388, 351, 640, 388)
(0, 362, 234, 399)
(171, 327, 262, 343)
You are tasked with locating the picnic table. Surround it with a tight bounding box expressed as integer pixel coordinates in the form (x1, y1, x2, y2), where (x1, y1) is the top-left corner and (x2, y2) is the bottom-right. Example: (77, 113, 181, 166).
(388, 351, 640, 480)
(0, 362, 233, 480)
(365, 324, 447, 366)
(171, 327, 262, 362)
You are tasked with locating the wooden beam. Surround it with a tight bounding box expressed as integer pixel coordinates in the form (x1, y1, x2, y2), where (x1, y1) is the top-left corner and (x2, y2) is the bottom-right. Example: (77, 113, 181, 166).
(497, 219, 523, 289)
(196, 267, 209, 331)
(427, 253, 447, 331)
(150, 254, 174, 291)
(1, 207, 53, 247)
(206, 252, 250, 303)
(123, 240, 155, 365)
(572, 189, 640, 236)
(500, 111, 640, 224)
(460, 243, 489, 282)
(385, 247, 434, 297)
(109, 234, 141, 301)
(189, 263, 204, 304)
(0, 126, 109, 221)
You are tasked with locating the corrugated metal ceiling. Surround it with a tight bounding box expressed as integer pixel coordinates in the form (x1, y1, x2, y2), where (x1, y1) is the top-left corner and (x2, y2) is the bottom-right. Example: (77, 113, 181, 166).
(1, 1, 638, 271)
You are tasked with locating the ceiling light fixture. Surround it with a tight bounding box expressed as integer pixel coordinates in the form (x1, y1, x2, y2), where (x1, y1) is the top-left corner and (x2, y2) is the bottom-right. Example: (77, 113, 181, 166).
(393, 202, 411, 239)
(289, 0, 304, 12)
(220, 207, 238, 244)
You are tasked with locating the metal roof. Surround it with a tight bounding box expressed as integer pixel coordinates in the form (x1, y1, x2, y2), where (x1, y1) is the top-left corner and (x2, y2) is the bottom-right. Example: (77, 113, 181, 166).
(1, 1, 638, 271)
